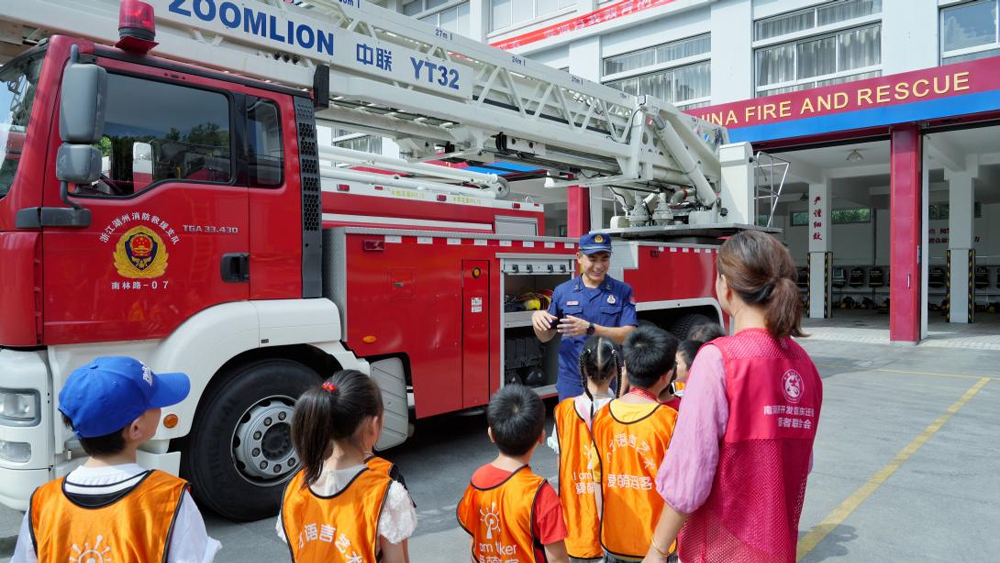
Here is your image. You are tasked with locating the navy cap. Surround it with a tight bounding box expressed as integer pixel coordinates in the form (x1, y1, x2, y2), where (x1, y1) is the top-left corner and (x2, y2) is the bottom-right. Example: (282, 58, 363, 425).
(579, 232, 613, 255)
(58, 357, 190, 438)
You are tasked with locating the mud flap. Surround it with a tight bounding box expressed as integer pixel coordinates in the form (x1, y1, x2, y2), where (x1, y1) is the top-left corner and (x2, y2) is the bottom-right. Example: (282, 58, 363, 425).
(371, 357, 408, 450)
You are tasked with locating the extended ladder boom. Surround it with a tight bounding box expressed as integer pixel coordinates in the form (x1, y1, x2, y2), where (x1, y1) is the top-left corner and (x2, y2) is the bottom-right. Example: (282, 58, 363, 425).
(2, 0, 731, 200)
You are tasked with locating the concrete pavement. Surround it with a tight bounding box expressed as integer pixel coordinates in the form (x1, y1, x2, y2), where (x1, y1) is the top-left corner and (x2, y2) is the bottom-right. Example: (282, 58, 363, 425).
(3, 336, 999, 562)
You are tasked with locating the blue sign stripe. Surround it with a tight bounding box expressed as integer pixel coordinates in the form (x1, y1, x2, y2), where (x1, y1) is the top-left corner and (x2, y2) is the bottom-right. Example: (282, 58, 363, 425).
(728, 89, 1000, 143)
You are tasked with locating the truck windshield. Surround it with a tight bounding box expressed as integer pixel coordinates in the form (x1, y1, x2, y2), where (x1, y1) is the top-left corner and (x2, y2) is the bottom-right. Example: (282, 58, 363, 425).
(0, 53, 44, 199)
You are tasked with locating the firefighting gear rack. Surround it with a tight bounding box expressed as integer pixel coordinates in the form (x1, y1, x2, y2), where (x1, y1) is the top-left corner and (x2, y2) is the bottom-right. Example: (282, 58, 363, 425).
(1, 0, 782, 235)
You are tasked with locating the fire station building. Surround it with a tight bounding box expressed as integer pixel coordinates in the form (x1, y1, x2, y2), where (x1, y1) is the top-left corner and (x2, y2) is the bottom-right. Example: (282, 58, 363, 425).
(392, 0, 1000, 345)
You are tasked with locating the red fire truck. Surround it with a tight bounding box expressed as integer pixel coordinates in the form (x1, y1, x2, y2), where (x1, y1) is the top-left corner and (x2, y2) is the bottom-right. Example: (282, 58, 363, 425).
(0, 0, 779, 520)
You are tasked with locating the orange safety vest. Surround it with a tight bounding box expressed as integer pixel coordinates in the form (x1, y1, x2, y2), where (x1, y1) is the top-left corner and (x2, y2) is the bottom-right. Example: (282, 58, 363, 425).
(282, 467, 393, 562)
(592, 401, 678, 559)
(365, 455, 394, 477)
(553, 398, 602, 559)
(456, 465, 547, 563)
(30, 470, 187, 563)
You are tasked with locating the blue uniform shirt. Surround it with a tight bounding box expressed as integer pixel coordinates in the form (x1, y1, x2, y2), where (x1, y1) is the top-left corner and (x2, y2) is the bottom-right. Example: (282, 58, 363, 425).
(547, 275, 638, 400)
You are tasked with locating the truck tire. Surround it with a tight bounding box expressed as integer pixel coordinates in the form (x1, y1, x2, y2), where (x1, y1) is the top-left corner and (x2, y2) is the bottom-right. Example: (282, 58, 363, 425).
(183, 359, 320, 521)
(669, 313, 714, 340)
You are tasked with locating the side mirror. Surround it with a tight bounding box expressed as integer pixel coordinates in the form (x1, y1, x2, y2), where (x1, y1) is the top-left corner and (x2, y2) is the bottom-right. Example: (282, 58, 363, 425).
(59, 57, 107, 144)
(56, 145, 102, 185)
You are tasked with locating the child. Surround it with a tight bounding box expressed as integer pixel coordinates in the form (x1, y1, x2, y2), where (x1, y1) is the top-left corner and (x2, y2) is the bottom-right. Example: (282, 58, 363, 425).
(674, 339, 703, 387)
(278, 370, 416, 562)
(687, 322, 725, 343)
(659, 338, 704, 409)
(457, 385, 570, 563)
(592, 326, 680, 562)
(12, 356, 220, 563)
(549, 336, 620, 562)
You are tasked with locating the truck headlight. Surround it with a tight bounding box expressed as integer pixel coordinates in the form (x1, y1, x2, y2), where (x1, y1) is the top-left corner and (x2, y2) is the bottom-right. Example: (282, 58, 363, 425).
(0, 389, 40, 426)
(0, 440, 32, 463)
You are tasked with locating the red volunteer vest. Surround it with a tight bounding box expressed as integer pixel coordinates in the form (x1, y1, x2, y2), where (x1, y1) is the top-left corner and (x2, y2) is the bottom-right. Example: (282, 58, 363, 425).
(30, 470, 187, 563)
(679, 329, 822, 563)
(554, 398, 602, 559)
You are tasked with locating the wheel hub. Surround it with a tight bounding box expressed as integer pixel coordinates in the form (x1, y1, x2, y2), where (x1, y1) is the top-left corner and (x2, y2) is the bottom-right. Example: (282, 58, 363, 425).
(232, 397, 298, 483)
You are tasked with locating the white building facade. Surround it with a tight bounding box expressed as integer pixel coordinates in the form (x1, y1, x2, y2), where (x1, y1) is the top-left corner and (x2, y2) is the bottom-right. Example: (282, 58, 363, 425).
(393, 0, 995, 109)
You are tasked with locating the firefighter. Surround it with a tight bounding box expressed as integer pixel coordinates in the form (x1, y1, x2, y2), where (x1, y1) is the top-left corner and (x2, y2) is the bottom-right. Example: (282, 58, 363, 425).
(532, 232, 638, 401)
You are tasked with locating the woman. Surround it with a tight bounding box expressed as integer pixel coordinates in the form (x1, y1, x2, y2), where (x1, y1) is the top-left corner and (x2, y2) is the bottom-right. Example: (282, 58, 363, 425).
(642, 231, 823, 563)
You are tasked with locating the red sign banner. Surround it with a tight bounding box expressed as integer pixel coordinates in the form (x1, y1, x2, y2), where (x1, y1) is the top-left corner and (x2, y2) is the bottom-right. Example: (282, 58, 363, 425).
(689, 57, 1000, 130)
(491, 0, 677, 50)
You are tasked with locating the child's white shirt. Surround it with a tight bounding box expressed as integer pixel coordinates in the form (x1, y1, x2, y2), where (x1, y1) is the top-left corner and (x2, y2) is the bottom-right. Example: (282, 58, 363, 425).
(547, 391, 615, 454)
(274, 464, 417, 544)
(12, 463, 221, 563)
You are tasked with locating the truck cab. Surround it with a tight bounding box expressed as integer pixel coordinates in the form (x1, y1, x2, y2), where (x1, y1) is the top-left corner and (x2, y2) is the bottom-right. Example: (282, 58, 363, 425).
(0, 35, 359, 520)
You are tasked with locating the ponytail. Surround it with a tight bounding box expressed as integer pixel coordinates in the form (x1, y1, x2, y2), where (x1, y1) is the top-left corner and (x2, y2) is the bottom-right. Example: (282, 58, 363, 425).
(765, 277, 804, 339)
(717, 230, 806, 339)
(291, 369, 384, 487)
(578, 336, 622, 403)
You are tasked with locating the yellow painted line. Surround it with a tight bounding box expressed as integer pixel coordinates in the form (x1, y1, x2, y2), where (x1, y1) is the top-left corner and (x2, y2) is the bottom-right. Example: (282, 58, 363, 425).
(797, 377, 991, 561)
(870, 368, 1000, 381)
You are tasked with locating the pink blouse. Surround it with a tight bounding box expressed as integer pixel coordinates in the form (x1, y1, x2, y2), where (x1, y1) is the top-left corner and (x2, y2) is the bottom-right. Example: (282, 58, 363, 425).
(654, 344, 728, 514)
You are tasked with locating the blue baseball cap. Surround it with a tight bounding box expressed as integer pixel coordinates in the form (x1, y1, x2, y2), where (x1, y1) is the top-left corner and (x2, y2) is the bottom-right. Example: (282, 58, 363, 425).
(58, 357, 190, 438)
(579, 232, 613, 255)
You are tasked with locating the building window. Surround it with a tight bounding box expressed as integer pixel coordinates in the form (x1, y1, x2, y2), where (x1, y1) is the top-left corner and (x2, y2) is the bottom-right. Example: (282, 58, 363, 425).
(603, 34, 711, 108)
(754, 1, 882, 96)
(490, 0, 577, 32)
(405, 1, 472, 38)
(929, 202, 983, 219)
(831, 207, 871, 224)
(419, 2, 471, 37)
(333, 130, 383, 154)
(403, 0, 448, 15)
(754, 0, 882, 41)
(941, 0, 1000, 64)
(791, 207, 873, 225)
(755, 24, 881, 96)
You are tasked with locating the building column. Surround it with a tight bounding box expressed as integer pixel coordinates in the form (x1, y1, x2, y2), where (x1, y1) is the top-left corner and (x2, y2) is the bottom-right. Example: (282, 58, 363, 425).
(808, 182, 831, 319)
(890, 124, 922, 344)
(567, 186, 590, 238)
(569, 36, 601, 82)
(945, 166, 976, 323)
(469, 0, 489, 42)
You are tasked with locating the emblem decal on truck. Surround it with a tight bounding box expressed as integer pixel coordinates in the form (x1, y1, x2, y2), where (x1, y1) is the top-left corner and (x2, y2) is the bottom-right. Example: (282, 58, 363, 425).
(113, 226, 169, 278)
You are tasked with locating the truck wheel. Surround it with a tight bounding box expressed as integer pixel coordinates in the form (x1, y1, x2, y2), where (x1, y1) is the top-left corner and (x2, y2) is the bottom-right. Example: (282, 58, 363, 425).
(670, 313, 714, 340)
(183, 359, 320, 521)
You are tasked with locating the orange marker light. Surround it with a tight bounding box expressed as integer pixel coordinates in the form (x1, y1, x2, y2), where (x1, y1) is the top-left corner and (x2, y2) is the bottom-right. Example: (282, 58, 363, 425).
(163, 414, 179, 429)
(362, 335, 377, 344)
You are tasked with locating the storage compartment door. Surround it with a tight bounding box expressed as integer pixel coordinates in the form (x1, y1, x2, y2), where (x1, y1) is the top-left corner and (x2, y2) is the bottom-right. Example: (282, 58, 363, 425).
(462, 260, 490, 407)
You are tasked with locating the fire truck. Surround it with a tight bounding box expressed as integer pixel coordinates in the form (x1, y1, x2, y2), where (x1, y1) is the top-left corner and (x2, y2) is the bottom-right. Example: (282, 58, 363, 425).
(0, 0, 783, 520)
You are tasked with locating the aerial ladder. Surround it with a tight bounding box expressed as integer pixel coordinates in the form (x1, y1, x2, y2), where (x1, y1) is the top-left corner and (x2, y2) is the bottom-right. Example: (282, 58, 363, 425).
(0, 0, 779, 235)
